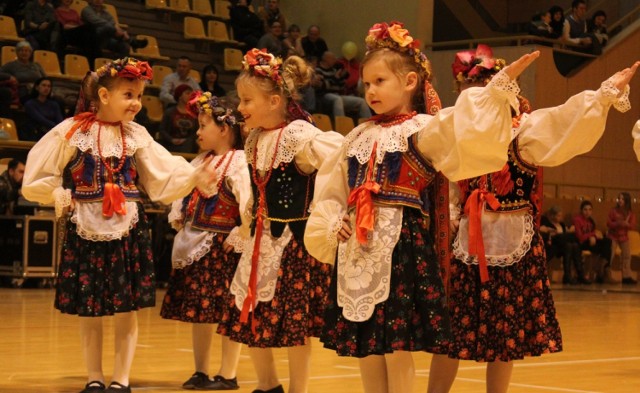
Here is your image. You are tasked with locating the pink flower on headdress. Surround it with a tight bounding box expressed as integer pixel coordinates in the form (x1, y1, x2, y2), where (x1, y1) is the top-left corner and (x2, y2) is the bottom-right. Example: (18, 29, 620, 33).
(368, 23, 390, 40)
(452, 44, 499, 82)
(388, 22, 413, 48)
(243, 48, 283, 85)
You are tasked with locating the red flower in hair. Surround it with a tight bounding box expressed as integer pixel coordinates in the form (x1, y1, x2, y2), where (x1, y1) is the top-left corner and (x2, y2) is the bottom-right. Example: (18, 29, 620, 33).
(452, 44, 504, 84)
(242, 48, 283, 85)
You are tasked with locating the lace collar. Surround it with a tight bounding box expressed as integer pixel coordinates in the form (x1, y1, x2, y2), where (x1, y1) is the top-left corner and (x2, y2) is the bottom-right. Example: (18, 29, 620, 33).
(244, 120, 317, 170)
(63, 119, 153, 157)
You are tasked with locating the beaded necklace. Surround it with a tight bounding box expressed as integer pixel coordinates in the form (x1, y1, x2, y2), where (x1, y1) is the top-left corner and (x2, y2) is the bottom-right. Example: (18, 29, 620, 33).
(371, 111, 418, 127)
(186, 150, 236, 217)
(96, 121, 128, 218)
(96, 121, 126, 182)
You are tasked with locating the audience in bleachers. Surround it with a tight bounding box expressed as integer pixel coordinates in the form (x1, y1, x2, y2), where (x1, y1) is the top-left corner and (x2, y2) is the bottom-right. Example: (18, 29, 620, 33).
(81, 0, 147, 58)
(198, 64, 226, 97)
(257, 19, 286, 59)
(302, 25, 329, 65)
(23, 0, 58, 51)
(588, 10, 609, 48)
(0, 71, 19, 114)
(337, 41, 361, 97)
(607, 192, 638, 284)
(257, 0, 286, 33)
(314, 51, 371, 121)
(0, 158, 24, 215)
(159, 56, 201, 107)
(158, 84, 198, 153)
(541, 205, 590, 284)
(54, 0, 98, 62)
(563, 0, 602, 54)
(283, 24, 304, 58)
(21, 76, 63, 141)
(573, 200, 613, 283)
(0, 41, 46, 101)
(549, 5, 565, 39)
(529, 10, 555, 39)
(229, 0, 264, 49)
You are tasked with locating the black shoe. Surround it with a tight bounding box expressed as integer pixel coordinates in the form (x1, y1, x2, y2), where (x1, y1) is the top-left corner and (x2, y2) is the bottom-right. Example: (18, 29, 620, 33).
(197, 375, 239, 390)
(622, 277, 638, 285)
(80, 381, 106, 393)
(129, 38, 148, 50)
(183, 372, 209, 389)
(252, 385, 284, 393)
(105, 382, 131, 393)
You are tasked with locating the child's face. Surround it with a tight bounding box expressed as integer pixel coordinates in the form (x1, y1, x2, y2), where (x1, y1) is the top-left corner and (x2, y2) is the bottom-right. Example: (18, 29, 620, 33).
(98, 79, 144, 123)
(196, 113, 223, 152)
(582, 204, 593, 218)
(237, 80, 279, 130)
(362, 58, 412, 116)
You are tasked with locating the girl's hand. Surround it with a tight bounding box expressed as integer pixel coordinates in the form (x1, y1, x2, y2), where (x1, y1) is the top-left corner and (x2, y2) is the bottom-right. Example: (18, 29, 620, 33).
(449, 219, 460, 235)
(503, 51, 540, 80)
(608, 61, 639, 92)
(223, 241, 234, 253)
(337, 214, 352, 242)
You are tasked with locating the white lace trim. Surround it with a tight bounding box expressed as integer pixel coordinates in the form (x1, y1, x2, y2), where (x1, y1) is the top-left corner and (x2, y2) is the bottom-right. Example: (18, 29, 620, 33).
(71, 205, 140, 242)
(453, 211, 534, 267)
(344, 116, 429, 165)
(67, 121, 153, 157)
(53, 187, 72, 218)
(486, 70, 521, 115)
(244, 120, 317, 170)
(336, 206, 402, 322)
(327, 213, 343, 249)
(608, 83, 631, 113)
(225, 226, 246, 253)
(231, 224, 293, 309)
(171, 223, 215, 269)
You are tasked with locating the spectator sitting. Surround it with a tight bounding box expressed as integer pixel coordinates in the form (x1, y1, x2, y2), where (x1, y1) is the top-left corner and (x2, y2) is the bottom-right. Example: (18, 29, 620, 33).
(23, 0, 59, 51)
(529, 10, 555, 39)
(573, 200, 613, 283)
(257, 0, 286, 33)
(607, 192, 638, 285)
(229, 0, 264, 48)
(159, 56, 201, 107)
(315, 51, 371, 121)
(199, 64, 226, 97)
(55, 0, 99, 62)
(540, 205, 590, 284)
(81, 0, 147, 58)
(548, 5, 565, 39)
(159, 84, 198, 153)
(0, 159, 25, 215)
(588, 10, 609, 47)
(302, 25, 329, 65)
(0, 41, 46, 101)
(257, 20, 286, 59)
(22, 77, 64, 141)
(563, 0, 602, 54)
(337, 41, 361, 96)
(283, 24, 305, 59)
(0, 72, 20, 115)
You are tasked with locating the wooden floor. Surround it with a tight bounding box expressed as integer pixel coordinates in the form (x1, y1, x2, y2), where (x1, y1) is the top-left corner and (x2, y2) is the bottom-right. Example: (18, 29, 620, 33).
(1, 284, 640, 393)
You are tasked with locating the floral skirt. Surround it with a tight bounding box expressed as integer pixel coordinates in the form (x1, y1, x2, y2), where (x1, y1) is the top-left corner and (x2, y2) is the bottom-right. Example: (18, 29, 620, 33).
(445, 233, 563, 361)
(320, 207, 451, 358)
(55, 209, 155, 316)
(217, 235, 332, 347)
(160, 233, 240, 324)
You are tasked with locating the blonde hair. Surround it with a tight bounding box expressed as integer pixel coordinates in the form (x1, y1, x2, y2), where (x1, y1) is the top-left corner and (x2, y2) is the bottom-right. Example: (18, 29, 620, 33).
(236, 55, 312, 102)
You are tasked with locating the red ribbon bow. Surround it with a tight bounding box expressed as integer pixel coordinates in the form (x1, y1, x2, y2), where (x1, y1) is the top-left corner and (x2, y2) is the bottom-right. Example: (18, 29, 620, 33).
(347, 143, 380, 245)
(102, 182, 127, 218)
(464, 185, 501, 283)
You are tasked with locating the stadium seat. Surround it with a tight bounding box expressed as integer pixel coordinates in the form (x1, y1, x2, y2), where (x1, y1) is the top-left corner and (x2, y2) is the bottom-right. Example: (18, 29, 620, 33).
(312, 113, 332, 131)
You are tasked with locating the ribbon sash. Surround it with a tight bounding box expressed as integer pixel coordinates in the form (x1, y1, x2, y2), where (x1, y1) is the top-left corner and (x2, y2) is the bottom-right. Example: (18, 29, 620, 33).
(464, 187, 501, 282)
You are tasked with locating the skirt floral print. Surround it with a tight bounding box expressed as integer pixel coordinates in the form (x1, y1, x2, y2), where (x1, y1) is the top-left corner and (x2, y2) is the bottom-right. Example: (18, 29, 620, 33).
(445, 233, 563, 361)
(321, 207, 452, 358)
(55, 206, 155, 316)
(160, 233, 240, 324)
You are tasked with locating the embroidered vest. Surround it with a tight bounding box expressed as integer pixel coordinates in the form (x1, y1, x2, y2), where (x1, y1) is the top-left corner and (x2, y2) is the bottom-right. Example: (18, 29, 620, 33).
(250, 160, 315, 239)
(182, 179, 240, 233)
(348, 135, 437, 216)
(459, 138, 538, 214)
(66, 151, 141, 202)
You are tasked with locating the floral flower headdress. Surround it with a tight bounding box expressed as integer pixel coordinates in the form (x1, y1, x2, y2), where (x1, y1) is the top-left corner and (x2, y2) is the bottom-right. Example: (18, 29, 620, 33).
(186, 91, 238, 127)
(96, 57, 153, 80)
(365, 21, 431, 78)
(452, 44, 505, 85)
(242, 48, 284, 87)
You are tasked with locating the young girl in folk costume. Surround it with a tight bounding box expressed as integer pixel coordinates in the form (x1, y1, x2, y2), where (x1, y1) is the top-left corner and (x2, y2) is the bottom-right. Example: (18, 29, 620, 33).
(217, 49, 343, 393)
(607, 192, 637, 285)
(22, 57, 217, 393)
(160, 91, 250, 390)
(305, 22, 539, 393)
(428, 49, 638, 393)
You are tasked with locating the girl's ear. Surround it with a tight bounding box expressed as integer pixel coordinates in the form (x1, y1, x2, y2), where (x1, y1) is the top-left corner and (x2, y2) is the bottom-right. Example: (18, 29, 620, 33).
(97, 86, 110, 106)
(405, 71, 418, 92)
(269, 94, 282, 111)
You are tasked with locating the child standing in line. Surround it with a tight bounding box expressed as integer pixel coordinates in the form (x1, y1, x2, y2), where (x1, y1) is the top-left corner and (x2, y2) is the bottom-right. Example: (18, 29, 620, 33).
(22, 57, 217, 393)
(607, 192, 638, 285)
(160, 91, 250, 390)
(217, 49, 343, 393)
(427, 49, 637, 393)
(304, 22, 539, 393)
